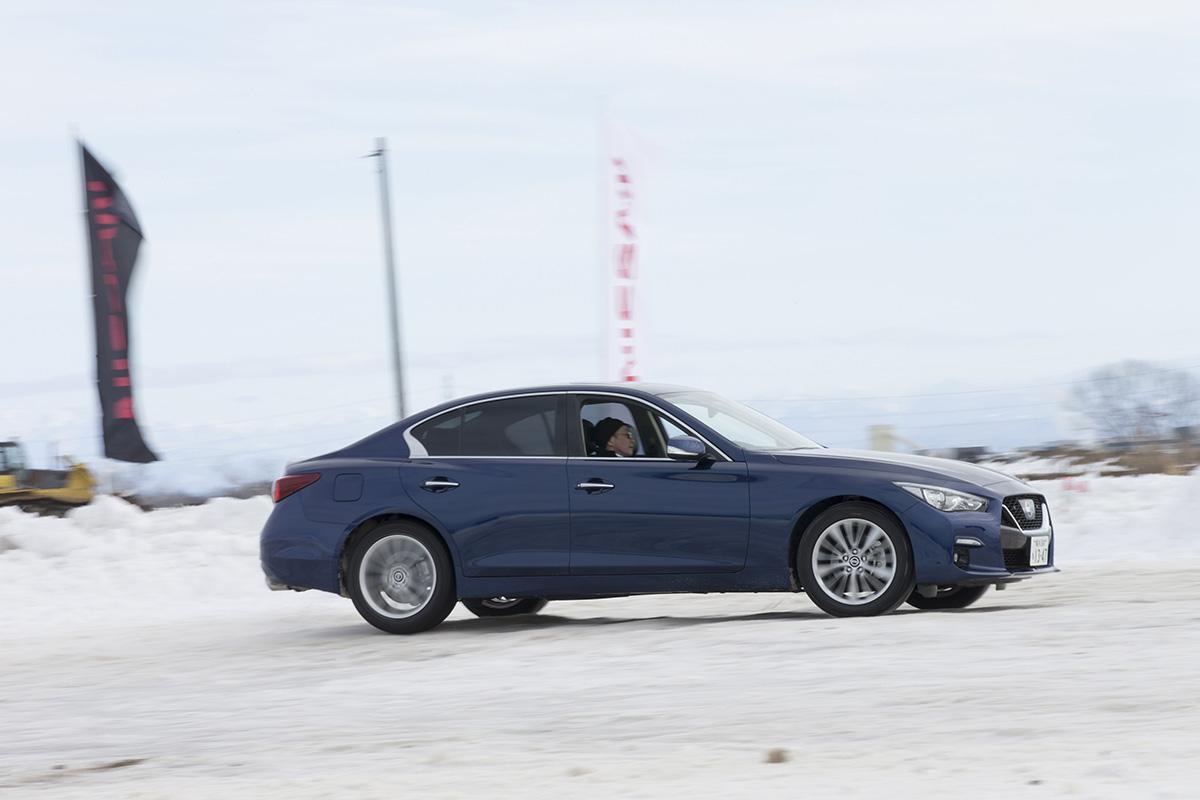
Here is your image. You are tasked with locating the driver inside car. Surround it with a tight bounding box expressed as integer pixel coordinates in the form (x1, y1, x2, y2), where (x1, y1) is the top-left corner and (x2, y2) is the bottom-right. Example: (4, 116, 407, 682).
(592, 417, 637, 457)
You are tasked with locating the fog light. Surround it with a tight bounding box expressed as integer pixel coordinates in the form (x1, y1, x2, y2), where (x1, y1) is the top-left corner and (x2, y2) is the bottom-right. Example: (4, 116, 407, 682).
(953, 546, 970, 568)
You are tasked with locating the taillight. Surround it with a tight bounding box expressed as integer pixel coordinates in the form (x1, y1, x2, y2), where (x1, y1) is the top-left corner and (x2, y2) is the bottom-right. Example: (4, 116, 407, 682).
(272, 473, 320, 503)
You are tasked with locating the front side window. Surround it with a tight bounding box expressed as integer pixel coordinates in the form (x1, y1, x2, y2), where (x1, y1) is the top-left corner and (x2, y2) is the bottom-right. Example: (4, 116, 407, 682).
(579, 399, 647, 457)
(410, 395, 563, 457)
(578, 397, 709, 458)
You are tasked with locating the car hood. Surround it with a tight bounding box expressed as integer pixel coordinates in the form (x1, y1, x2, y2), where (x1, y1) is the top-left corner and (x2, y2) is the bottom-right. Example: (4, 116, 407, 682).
(771, 448, 1027, 490)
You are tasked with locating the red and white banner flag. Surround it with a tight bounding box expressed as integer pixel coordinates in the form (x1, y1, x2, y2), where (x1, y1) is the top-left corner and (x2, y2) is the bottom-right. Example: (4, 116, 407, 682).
(602, 122, 649, 383)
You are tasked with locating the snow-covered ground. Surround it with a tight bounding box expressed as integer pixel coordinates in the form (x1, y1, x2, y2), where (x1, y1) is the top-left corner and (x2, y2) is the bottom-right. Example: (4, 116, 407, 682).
(978, 453, 1115, 478)
(2, 475, 1199, 798)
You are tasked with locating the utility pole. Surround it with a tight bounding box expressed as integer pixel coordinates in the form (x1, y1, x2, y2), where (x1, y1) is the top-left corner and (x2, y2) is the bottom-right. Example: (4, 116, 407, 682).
(367, 138, 406, 419)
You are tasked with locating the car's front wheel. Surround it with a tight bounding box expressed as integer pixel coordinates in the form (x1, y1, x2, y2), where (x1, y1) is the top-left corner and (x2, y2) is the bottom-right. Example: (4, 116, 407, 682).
(461, 597, 548, 617)
(797, 502, 915, 617)
(347, 522, 457, 634)
(906, 584, 989, 610)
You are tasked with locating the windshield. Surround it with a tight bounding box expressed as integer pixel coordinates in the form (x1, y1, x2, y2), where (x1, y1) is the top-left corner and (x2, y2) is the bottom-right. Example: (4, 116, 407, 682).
(657, 391, 822, 452)
(0, 443, 23, 472)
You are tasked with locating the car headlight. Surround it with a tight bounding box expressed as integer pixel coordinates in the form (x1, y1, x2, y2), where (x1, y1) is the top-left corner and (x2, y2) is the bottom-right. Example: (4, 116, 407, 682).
(896, 482, 988, 512)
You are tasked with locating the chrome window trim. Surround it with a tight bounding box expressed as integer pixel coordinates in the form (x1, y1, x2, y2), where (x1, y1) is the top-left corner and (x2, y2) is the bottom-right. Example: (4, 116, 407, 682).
(405, 456, 686, 463)
(401, 389, 733, 462)
(408, 455, 566, 461)
(570, 457, 680, 462)
(402, 391, 563, 458)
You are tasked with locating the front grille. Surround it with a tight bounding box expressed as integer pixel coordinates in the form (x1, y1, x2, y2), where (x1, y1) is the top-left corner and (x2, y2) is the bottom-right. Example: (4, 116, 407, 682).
(1003, 545, 1030, 570)
(1003, 494, 1045, 531)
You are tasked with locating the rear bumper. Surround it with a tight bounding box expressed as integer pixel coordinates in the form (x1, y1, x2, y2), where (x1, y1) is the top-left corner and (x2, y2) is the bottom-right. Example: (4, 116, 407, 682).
(259, 497, 345, 594)
(265, 576, 310, 592)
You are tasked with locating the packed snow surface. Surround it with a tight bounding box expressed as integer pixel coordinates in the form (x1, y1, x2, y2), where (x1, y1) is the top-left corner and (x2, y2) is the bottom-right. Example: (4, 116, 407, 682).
(1, 474, 1199, 797)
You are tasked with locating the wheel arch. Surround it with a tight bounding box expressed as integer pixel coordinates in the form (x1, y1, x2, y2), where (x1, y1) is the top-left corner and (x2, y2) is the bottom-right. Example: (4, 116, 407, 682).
(337, 512, 458, 597)
(787, 495, 912, 590)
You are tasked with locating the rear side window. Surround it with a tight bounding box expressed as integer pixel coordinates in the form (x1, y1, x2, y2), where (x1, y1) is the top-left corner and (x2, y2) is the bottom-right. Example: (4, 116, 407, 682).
(411, 411, 463, 456)
(411, 396, 563, 456)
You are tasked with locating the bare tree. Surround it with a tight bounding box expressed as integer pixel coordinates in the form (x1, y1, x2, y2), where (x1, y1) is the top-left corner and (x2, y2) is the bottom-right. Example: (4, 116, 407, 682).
(1070, 360, 1199, 442)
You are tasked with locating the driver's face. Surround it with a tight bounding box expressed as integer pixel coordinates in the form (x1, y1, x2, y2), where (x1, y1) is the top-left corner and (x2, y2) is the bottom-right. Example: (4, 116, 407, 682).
(607, 425, 636, 456)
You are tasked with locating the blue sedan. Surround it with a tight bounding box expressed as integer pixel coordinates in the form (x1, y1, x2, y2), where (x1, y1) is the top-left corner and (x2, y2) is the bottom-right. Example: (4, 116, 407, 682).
(260, 384, 1057, 633)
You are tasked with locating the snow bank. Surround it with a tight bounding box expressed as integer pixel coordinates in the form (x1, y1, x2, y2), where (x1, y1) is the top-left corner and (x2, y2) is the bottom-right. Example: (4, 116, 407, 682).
(89, 455, 285, 504)
(1035, 472, 1200, 562)
(978, 454, 1116, 478)
(0, 495, 281, 631)
(1, 473, 1197, 630)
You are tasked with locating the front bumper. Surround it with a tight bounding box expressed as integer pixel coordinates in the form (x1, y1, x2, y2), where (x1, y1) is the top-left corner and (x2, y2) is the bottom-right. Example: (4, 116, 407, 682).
(906, 493, 1057, 586)
(954, 565, 1060, 587)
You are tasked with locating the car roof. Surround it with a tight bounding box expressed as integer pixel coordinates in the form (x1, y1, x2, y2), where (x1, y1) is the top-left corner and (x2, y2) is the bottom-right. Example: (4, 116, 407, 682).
(484, 381, 696, 396)
(407, 382, 700, 409)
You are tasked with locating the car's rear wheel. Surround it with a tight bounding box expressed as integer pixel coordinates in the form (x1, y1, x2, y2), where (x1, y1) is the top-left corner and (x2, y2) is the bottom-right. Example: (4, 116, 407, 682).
(461, 597, 548, 617)
(797, 502, 915, 617)
(347, 522, 456, 634)
(906, 584, 989, 610)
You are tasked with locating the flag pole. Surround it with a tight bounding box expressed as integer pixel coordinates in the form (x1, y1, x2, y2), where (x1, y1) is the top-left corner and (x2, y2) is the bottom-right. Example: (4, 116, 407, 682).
(368, 137, 406, 420)
(73, 135, 104, 461)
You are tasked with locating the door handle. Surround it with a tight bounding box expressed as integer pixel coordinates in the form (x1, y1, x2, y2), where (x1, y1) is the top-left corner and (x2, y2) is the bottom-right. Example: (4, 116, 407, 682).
(421, 477, 460, 492)
(575, 479, 614, 493)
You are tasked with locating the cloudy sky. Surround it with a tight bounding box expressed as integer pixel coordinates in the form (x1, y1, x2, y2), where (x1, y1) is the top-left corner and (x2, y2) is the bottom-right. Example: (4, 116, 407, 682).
(3, 0, 1200, 462)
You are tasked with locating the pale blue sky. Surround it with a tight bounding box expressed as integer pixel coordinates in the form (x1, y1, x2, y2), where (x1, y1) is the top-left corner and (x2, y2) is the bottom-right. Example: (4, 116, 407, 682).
(3, 1, 1200, 460)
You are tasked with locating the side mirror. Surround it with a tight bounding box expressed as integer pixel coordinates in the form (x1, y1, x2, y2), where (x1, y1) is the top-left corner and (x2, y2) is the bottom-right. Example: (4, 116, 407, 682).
(666, 435, 707, 461)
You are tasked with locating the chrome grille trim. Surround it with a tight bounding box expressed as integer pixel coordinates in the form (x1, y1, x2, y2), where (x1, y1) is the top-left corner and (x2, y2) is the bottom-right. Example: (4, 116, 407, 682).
(1002, 494, 1046, 531)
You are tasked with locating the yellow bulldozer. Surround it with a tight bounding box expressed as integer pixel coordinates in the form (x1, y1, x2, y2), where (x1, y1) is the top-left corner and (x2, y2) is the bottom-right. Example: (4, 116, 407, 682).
(0, 440, 95, 514)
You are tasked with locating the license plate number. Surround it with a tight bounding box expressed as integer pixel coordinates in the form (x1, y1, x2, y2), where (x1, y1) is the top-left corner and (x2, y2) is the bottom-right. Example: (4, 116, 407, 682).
(1029, 536, 1050, 567)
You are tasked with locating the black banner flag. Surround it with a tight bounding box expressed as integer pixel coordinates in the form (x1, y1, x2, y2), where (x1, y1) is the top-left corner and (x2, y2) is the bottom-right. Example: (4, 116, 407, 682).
(80, 143, 158, 463)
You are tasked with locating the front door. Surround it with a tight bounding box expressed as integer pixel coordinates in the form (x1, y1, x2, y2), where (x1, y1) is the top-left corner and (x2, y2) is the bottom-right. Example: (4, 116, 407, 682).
(568, 394, 750, 574)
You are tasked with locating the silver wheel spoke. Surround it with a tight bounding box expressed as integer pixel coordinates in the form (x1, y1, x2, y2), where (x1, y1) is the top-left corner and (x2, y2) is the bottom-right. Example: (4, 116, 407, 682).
(866, 564, 894, 582)
(830, 524, 852, 555)
(860, 570, 882, 592)
(860, 527, 882, 553)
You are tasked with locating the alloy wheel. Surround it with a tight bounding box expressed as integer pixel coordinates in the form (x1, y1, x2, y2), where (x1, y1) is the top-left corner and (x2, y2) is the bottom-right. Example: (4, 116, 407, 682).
(810, 517, 897, 606)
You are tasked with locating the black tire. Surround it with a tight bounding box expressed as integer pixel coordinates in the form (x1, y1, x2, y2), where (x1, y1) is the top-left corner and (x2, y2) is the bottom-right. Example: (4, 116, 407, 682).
(16, 500, 75, 517)
(797, 502, 916, 617)
(347, 522, 457, 634)
(906, 584, 989, 610)
(461, 597, 549, 618)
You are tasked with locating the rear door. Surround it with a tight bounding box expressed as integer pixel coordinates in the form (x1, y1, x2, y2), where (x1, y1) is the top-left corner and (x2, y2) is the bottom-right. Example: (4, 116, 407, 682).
(400, 393, 570, 577)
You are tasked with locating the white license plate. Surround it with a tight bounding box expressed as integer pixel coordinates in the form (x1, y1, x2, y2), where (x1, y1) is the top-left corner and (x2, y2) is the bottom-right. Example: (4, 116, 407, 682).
(1029, 536, 1050, 567)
